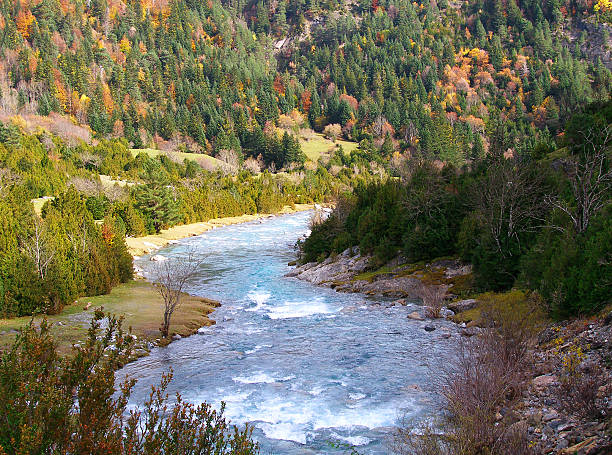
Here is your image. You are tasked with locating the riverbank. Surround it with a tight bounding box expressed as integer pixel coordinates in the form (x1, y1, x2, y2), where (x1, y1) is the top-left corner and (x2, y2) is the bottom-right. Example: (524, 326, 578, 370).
(126, 203, 318, 256)
(0, 280, 219, 357)
(288, 250, 612, 454)
(1, 205, 322, 356)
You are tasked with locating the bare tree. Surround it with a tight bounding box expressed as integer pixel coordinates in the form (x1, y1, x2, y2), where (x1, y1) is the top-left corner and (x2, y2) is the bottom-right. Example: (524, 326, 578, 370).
(20, 218, 55, 280)
(473, 159, 547, 258)
(545, 126, 612, 234)
(152, 249, 204, 338)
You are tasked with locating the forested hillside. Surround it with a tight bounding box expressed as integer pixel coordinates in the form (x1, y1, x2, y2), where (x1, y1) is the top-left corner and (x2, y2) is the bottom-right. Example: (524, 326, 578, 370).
(0, 0, 610, 316)
(1, 0, 611, 167)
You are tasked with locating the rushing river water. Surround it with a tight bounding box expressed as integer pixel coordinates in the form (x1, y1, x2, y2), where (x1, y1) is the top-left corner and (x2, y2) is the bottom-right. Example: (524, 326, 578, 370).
(120, 211, 456, 454)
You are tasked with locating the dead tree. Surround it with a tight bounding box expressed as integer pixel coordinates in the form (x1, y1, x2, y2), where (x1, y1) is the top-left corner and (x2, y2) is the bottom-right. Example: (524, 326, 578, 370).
(545, 126, 612, 235)
(473, 159, 547, 258)
(152, 249, 204, 338)
(21, 218, 55, 280)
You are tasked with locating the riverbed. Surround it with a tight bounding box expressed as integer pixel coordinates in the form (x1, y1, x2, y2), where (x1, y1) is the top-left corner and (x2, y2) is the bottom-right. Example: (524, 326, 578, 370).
(119, 211, 456, 454)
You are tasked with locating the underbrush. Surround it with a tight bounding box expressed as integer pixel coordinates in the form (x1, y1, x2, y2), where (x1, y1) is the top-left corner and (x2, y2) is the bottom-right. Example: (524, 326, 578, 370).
(394, 290, 546, 455)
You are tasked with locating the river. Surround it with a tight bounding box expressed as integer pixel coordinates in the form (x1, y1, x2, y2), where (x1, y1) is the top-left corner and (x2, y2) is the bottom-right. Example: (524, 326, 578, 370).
(119, 210, 455, 454)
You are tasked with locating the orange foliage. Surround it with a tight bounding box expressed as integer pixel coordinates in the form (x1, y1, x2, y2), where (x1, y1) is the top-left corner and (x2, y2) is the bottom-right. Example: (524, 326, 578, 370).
(273, 74, 285, 96)
(168, 81, 176, 101)
(101, 224, 114, 244)
(16, 9, 35, 39)
(461, 114, 485, 133)
(102, 84, 114, 114)
(340, 93, 359, 111)
(301, 90, 312, 113)
(186, 94, 195, 110)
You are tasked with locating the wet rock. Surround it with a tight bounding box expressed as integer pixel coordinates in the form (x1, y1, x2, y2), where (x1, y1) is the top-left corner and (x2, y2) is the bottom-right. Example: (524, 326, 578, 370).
(424, 325, 436, 332)
(172, 334, 182, 340)
(150, 254, 166, 262)
(407, 311, 424, 321)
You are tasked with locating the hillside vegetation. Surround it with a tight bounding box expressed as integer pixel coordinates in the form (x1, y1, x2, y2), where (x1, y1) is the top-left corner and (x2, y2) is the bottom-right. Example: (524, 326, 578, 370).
(0, 0, 610, 168)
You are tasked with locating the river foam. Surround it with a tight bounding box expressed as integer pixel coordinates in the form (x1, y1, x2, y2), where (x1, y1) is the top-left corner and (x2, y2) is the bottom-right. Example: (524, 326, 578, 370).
(122, 210, 455, 454)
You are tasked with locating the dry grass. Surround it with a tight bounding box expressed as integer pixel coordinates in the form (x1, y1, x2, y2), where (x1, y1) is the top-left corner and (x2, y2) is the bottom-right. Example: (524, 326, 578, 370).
(418, 284, 447, 318)
(130, 148, 224, 171)
(298, 132, 358, 162)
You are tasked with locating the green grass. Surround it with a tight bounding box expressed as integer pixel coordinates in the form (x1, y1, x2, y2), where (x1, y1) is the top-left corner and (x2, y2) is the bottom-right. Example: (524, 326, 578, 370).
(299, 133, 358, 162)
(0, 280, 219, 354)
(131, 148, 224, 169)
(31, 196, 55, 215)
(353, 265, 397, 282)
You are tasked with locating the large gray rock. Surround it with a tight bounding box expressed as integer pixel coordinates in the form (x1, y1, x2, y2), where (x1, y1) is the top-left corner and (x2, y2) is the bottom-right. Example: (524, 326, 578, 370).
(286, 249, 370, 285)
(448, 299, 478, 313)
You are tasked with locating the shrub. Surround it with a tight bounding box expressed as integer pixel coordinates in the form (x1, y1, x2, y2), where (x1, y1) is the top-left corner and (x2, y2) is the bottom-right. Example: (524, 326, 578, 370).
(395, 291, 543, 455)
(0, 311, 259, 455)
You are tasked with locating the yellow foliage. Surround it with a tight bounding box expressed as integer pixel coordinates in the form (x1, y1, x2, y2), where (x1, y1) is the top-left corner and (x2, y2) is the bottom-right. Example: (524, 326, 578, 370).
(119, 37, 131, 54)
(595, 0, 612, 11)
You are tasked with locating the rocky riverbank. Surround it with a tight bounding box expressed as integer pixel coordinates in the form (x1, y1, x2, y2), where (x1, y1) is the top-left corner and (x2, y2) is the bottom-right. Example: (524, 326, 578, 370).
(286, 247, 475, 324)
(287, 249, 612, 454)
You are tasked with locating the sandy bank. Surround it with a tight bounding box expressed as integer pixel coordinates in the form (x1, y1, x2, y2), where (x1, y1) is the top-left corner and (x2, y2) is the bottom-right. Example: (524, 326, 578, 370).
(126, 203, 316, 256)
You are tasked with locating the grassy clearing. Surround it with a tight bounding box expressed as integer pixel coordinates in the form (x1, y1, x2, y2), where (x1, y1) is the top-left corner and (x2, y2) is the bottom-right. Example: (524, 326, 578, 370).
(131, 148, 224, 169)
(299, 133, 358, 162)
(0, 280, 219, 355)
(31, 196, 55, 215)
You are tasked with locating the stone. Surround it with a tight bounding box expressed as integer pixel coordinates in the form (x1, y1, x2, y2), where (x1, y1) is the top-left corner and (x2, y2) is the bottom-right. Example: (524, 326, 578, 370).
(560, 436, 598, 454)
(407, 311, 424, 321)
(440, 307, 454, 318)
(448, 299, 478, 313)
(424, 325, 436, 332)
(604, 310, 612, 325)
(532, 375, 557, 388)
(556, 439, 569, 450)
(439, 329, 452, 339)
(150, 254, 166, 262)
(543, 410, 559, 422)
(172, 334, 182, 340)
(460, 327, 478, 337)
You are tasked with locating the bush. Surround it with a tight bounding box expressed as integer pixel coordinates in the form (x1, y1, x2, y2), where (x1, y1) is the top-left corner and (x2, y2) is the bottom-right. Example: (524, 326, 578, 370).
(0, 311, 259, 455)
(394, 291, 543, 455)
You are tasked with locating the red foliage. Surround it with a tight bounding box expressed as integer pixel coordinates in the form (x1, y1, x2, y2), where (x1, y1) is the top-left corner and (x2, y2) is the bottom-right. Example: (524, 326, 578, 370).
(339, 93, 358, 111)
(301, 90, 312, 113)
(101, 224, 114, 244)
(273, 74, 285, 96)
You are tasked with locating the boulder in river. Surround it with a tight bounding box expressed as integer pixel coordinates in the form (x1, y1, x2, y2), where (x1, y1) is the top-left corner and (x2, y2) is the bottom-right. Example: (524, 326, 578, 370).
(407, 311, 424, 321)
(150, 254, 166, 262)
(424, 325, 436, 332)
